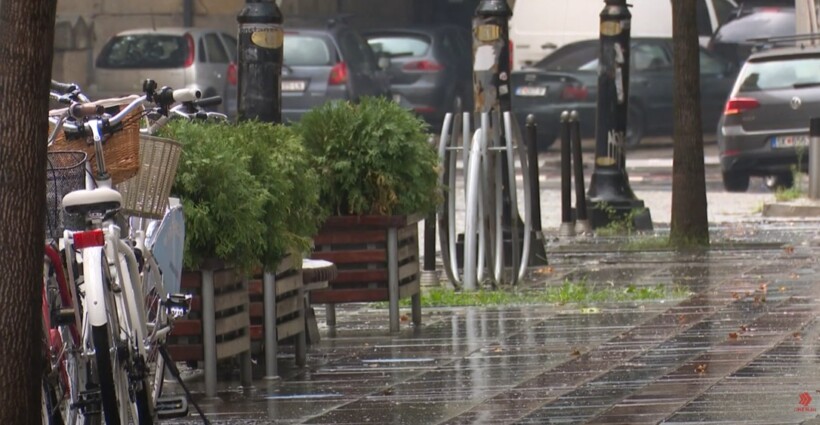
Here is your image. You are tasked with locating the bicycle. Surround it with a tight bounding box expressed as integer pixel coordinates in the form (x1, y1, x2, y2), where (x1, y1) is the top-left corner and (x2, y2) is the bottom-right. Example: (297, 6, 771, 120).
(51, 82, 200, 425)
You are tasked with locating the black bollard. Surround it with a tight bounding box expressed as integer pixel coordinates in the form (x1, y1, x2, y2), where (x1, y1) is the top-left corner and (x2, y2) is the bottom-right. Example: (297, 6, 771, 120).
(570, 111, 592, 234)
(559, 111, 575, 237)
(237, 0, 284, 124)
(586, 0, 652, 230)
(526, 115, 543, 232)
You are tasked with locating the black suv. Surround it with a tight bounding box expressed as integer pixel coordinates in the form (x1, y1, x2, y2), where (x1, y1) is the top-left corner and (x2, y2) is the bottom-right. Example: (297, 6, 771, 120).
(280, 20, 392, 123)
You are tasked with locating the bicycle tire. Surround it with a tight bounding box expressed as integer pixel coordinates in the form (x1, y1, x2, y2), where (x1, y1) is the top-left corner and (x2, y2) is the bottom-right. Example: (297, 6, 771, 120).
(92, 324, 122, 425)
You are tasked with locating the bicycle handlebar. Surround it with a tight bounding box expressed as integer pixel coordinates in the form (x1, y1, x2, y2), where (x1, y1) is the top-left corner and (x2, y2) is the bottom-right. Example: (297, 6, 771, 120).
(69, 103, 104, 119)
(193, 96, 222, 108)
(50, 80, 76, 94)
(59, 95, 148, 139)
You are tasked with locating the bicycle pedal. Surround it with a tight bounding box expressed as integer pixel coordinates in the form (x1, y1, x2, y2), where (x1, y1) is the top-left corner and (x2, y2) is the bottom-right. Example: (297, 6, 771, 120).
(165, 293, 192, 316)
(155, 395, 189, 419)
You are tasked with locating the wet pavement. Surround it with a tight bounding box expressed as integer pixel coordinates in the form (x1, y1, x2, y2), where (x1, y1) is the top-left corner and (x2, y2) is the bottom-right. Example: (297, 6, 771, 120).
(165, 220, 820, 424)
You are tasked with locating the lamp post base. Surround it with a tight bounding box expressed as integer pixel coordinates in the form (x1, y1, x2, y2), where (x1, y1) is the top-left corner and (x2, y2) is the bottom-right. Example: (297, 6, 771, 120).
(589, 199, 653, 232)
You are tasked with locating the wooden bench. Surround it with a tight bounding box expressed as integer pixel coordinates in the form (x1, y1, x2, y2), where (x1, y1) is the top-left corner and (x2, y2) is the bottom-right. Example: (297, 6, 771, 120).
(310, 215, 422, 333)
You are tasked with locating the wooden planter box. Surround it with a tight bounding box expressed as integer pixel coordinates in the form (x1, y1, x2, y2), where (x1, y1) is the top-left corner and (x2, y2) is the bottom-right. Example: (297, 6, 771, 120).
(248, 254, 306, 373)
(167, 262, 251, 397)
(310, 214, 423, 332)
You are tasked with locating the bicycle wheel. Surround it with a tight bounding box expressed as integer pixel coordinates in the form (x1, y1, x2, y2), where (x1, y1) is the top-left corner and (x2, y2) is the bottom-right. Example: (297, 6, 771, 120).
(91, 324, 122, 425)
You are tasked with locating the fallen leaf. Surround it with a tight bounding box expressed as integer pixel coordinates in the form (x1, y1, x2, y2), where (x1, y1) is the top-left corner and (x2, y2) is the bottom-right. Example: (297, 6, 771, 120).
(536, 266, 555, 275)
(381, 388, 394, 395)
(731, 292, 741, 300)
(400, 314, 409, 322)
(759, 283, 768, 292)
(581, 307, 600, 314)
(784, 245, 795, 254)
(740, 325, 749, 332)
(695, 364, 707, 374)
(780, 287, 787, 292)
(794, 332, 802, 340)
(729, 332, 739, 340)
(493, 347, 504, 353)
(789, 273, 799, 279)
(571, 349, 581, 356)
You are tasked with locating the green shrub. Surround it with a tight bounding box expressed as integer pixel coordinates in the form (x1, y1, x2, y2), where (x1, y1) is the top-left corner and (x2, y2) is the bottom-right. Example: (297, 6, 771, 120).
(296, 97, 440, 216)
(163, 120, 323, 270)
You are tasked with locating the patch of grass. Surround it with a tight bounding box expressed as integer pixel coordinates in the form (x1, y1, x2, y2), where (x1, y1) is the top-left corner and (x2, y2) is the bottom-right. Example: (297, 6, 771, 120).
(775, 185, 802, 202)
(621, 236, 671, 251)
(595, 204, 647, 237)
(377, 280, 691, 308)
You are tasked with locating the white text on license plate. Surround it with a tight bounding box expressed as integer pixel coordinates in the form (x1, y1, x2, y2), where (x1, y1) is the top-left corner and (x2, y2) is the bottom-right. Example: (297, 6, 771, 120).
(282, 80, 306, 92)
(516, 86, 547, 97)
(771, 135, 809, 149)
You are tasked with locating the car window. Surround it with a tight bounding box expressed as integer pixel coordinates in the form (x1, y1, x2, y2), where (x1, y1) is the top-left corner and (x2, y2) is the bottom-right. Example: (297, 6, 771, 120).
(283, 34, 332, 66)
(534, 42, 598, 71)
(198, 39, 207, 63)
(222, 34, 237, 62)
(338, 31, 377, 72)
(96, 34, 188, 69)
(713, 10, 795, 43)
(632, 43, 670, 71)
(700, 49, 725, 74)
(737, 57, 820, 92)
(367, 35, 431, 57)
(204, 33, 229, 63)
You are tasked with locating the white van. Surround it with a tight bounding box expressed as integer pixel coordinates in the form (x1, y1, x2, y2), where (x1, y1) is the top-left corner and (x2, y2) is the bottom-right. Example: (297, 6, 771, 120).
(510, 0, 739, 69)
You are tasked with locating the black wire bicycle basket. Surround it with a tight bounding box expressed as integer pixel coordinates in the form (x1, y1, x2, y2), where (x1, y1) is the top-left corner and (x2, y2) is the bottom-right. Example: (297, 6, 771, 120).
(45, 151, 87, 241)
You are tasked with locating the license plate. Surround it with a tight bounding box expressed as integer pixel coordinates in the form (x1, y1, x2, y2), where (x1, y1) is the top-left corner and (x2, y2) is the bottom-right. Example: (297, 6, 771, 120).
(282, 80, 307, 92)
(516, 86, 547, 97)
(771, 135, 809, 149)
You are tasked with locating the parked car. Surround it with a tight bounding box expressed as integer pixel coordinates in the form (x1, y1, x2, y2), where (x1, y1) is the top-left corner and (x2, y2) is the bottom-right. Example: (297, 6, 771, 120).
(362, 25, 473, 128)
(708, 5, 795, 68)
(509, 0, 739, 70)
(280, 20, 392, 123)
(717, 43, 820, 192)
(512, 38, 736, 150)
(93, 28, 237, 115)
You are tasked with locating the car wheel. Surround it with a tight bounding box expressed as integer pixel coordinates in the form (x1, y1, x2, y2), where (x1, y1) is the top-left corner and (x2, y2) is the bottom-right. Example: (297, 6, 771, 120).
(722, 170, 750, 192)
(765, 173, 794, 190)
(626, 105, 644, 148)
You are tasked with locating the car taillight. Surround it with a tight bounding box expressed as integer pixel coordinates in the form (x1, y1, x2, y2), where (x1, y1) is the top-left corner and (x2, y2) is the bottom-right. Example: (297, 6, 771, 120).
(73, 229, 105, 249)
(184, 33, 195, 68)
(227, 62, 238, 86)
(402, 60, 444, 72)
(329, 62, 349, 85)
(561, 84, 588, 101)
(724, 97, 759, 115)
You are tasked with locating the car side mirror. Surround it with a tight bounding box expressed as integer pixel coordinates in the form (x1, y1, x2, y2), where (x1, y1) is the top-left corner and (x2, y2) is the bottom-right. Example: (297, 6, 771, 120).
(377, 53, 391, 71)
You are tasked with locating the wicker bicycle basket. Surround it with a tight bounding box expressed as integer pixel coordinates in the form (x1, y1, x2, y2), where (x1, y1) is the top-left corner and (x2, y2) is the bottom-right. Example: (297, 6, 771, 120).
(115, 134, 183, 219)
(49, 106, 143, 185)
(45, 151, 87, 241)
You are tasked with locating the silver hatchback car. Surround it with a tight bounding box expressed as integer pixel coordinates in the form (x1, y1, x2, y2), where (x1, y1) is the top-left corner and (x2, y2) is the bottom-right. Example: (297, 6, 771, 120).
(717, 42, 820, 192)
(92, 27, 238, 115)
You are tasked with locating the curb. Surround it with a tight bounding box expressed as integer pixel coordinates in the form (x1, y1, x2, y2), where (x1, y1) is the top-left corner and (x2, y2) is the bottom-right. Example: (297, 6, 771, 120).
(762, 201, 820, 218)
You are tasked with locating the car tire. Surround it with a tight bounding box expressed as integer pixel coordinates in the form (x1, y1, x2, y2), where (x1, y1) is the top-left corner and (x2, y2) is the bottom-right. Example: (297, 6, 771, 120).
(765, 173, 794, 190)
(626, 105, 644, 148)
(722, 170, 750, 192)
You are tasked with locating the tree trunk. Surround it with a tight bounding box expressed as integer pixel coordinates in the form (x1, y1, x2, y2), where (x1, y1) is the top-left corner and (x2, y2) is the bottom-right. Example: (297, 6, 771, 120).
(670, 0, 709, 247)
(0, 0, 57, 422)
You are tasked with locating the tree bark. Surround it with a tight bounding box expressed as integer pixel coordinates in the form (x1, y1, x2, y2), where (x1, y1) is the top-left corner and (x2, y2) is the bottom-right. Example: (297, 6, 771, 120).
(670, 0, 709, 246)
(0, 0, 57, 422)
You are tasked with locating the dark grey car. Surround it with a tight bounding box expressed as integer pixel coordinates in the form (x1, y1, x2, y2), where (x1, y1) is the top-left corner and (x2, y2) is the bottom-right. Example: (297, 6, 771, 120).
(363, 25, 473, 127)
(282, 22, 391, 123)
(717, 44, 820, 192)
